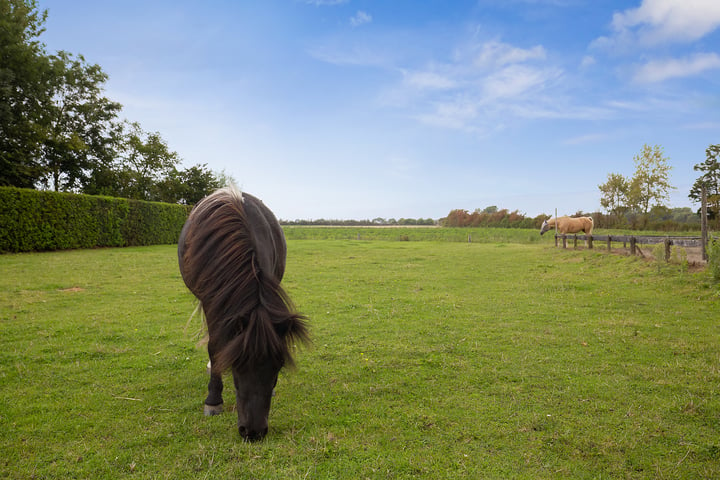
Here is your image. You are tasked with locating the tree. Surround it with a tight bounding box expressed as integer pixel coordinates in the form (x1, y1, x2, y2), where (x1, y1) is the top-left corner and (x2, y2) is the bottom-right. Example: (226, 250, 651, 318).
(114, 122, 179, 201)
(155, 163, 222, 204)
(37, 51, 121, 192)
(442, 209, 470, 227)
(598, 172, 629, 217)
(689, 144, 720, 227)
(0, 1, 219, 203)
(0, 0, 51, 187)
(626, 144, 673, 215)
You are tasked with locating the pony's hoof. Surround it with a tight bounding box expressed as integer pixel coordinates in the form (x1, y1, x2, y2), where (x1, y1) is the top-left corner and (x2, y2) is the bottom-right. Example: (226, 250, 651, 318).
(204, 403, 223, 416)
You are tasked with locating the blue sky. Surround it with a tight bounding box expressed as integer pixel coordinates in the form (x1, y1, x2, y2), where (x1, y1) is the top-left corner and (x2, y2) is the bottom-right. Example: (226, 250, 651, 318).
(37, 0, 720, 220)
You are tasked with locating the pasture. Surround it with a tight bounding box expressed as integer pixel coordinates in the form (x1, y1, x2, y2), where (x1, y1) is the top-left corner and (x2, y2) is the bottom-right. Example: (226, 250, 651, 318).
(1, 237, 719, 478)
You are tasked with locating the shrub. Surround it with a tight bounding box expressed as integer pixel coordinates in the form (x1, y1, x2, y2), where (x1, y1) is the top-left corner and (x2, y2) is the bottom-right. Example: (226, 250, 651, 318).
(0, 187, 190, 252)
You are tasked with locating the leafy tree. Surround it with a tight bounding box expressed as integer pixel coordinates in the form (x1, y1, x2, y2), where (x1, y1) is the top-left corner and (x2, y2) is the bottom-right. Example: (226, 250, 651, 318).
(37, 51, 121, 192)
(689, 144, 720, 227)
(627, 144, 673, 215)
(0, 1, 224, 204)
(155, 163, 222, 204)
(180, 164, 222, 203)
(442, 209, 470, 227)
(114, 122, 179, 201)
(0, 0, 51, 187)
(212, 169, 236, 190)
(598, 172, 629, 217)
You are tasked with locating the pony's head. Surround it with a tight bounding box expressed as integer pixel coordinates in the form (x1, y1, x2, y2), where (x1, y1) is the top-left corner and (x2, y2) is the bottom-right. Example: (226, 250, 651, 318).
(215, 286, 308, 442)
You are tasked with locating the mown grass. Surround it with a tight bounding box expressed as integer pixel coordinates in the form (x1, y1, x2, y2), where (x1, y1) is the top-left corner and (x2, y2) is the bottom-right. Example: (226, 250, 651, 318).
(1, 237, 719, 479)
(282, 226, 551, 244)
(282, 226, 704, 243)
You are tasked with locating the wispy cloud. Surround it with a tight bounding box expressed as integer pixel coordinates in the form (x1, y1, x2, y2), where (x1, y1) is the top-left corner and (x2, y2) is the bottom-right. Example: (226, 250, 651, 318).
(562, 133, 610, 145)
(307, 43, 390, 67)
(350, 11, 372, 27)
(402, 70, 457, 90)
(397, 40, 567, 131)
(580, 55, 596, 68)
(471, 41, 547, 67)
(301, 0, 348, 6)
(414, 100, 482, 132)
(483, 64, 560, 99)
(633, 53, 720, 82)
(593, 0, 720, 49)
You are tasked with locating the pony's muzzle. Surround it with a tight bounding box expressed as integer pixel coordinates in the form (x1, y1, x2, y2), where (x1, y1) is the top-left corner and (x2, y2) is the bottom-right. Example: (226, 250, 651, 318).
(239, 424, 268, 442)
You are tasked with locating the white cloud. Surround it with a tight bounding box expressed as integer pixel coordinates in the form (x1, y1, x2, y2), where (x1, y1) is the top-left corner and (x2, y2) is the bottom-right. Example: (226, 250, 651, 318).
(472, 41, 547, 67)
(350, 11, 372, 27)
(483, 64, 560, 99)
(308, 44, 389, 67)
(394, 40, 567, 131)
(302, 0, 348, 6)
(402, 70, 457, 90)
(633, 52, 720, 82)
(562, 133, 609, 145)
(414, 100, 482, 132)
(580, 55, 596, 68)
(598, 0, 720, 47)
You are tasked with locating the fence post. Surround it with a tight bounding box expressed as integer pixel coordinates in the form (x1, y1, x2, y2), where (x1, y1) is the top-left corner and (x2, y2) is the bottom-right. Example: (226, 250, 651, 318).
(607, 236, 612, 252)
(664, 237, 671, 262)
(562, 235, 567, 249)
(630, 237, 636, 256)
(573, 235, 578, 249)
(702, 185, 708, 261)
(588, 235, 593, 249)
(555, 235, 558, 247)
(468, 234, 472, 243)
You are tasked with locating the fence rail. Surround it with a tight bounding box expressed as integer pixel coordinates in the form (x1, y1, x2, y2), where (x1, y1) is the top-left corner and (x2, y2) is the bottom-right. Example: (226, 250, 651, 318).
(554, 234, 709, 261)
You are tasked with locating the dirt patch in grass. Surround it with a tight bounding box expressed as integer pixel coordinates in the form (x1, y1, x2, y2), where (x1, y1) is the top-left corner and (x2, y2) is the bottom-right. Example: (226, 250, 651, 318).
(59, 287, 85, 292)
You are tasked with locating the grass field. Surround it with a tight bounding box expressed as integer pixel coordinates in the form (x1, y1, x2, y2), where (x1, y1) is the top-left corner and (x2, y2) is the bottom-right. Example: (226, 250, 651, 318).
(1, 235, 719, 478)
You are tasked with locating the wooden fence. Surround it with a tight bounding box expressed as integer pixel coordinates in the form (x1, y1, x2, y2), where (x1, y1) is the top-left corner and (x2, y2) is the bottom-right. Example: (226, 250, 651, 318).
(554, 234, 708, 262)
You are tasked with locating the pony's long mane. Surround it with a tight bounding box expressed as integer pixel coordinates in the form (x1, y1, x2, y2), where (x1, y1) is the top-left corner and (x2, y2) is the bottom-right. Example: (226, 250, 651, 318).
(180, 187, 308, 373)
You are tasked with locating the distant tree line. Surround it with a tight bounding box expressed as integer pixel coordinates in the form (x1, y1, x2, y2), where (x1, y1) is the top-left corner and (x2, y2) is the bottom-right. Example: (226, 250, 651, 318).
(440, 206, 540, 229)
(439, 205, 700, 232)
(1, 0, 224, 204)
(282, 217, 437, 226)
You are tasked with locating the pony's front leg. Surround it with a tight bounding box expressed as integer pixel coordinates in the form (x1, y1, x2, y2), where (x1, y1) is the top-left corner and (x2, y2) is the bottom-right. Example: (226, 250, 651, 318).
(204, 345, 224, 416)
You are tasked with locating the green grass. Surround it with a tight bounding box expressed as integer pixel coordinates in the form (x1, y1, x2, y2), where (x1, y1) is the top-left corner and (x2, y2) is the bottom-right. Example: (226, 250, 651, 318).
(283, 226, 552, 244)
(282, 226, 706, 243)
(1, 238, 719, 479)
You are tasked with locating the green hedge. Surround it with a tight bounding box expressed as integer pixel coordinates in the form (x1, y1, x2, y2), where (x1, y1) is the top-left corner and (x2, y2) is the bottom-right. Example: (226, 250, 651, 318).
(0, 187, 191, 252)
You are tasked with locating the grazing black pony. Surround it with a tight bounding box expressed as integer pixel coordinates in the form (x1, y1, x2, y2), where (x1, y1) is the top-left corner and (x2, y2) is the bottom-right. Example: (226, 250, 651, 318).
(178, 186, 308, 441)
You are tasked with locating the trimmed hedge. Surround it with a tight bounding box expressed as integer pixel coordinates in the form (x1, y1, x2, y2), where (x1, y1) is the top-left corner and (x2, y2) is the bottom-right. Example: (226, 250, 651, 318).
(0, 187, 191, 252)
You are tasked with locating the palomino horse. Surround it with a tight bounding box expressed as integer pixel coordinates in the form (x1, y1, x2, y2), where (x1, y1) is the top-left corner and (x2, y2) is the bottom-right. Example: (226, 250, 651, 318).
(178, 187, 308, 441)
(540, 216, 593, 237)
